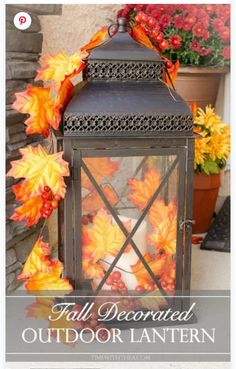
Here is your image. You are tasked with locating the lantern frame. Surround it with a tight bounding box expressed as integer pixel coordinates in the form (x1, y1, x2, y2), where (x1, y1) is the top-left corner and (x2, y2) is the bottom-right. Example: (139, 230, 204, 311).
(58, 18, 195, 316)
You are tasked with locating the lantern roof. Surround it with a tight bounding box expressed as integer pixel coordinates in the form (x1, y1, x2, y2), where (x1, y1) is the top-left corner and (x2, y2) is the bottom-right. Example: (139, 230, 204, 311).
(63, 18, 193, 137)
(87, 18, 162, 63)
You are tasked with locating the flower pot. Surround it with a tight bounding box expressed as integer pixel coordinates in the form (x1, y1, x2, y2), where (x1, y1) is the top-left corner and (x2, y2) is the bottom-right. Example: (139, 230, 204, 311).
(175, 66, 228, 109)
(192, 172, 221, 234)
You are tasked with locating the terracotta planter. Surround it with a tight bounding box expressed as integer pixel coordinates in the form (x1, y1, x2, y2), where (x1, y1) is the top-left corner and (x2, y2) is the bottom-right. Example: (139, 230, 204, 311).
(175, 66, 228, 109)
(192, 172, 221, 234)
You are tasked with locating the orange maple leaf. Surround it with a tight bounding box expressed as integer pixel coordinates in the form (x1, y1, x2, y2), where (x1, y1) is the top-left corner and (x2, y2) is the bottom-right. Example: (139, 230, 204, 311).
(11, 195, 43, 227)
(131, 252, 167, 288)
(82, 157, 119, 190)
(82, 26, 108, 51)
(189, 102, 198, 120)
(7, 144, 69, 198)
(56, 75, 74, 108)
(12, 85, 61, 137)
(35, 50, 88, 91)
(128, 168, 161, 210)
(132, 25, 159, 53)
(17, 237, 51, 281)
(82, 184, 119, 214)
(148, 206, 177, 255)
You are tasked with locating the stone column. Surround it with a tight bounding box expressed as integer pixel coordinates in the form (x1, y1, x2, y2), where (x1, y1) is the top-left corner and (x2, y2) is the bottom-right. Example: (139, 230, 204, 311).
(6, 4, 62, 293)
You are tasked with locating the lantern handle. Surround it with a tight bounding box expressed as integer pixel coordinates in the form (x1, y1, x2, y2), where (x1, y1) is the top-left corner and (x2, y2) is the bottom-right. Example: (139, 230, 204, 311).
(158, 77, 181, 103)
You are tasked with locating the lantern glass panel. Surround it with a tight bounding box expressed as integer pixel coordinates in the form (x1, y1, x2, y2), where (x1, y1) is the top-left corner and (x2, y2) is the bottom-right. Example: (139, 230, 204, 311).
(81, 153, 179, 297)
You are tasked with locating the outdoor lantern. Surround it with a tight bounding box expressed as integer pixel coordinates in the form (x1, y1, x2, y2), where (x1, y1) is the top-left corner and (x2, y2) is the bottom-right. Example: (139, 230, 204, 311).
(58, 18, 194, 314)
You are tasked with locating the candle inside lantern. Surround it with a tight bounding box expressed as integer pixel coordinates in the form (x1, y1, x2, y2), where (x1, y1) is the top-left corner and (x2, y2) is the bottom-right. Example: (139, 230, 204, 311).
(94, 215, 147, 290)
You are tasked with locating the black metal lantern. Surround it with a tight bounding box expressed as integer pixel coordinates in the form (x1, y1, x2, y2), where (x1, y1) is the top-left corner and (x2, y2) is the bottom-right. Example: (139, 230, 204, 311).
(58, 18, 194, 313)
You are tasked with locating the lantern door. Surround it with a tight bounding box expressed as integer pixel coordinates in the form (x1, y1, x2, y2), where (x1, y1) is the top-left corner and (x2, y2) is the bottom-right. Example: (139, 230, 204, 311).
(65, 146, 188, 310)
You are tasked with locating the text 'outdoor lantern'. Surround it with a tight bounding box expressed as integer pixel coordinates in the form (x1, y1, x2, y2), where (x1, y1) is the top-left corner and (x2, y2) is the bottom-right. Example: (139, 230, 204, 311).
(58, 18, 194, 313)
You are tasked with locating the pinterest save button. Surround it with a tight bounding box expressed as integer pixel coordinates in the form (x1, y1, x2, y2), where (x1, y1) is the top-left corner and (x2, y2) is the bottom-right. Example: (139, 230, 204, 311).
(13, 12, 32, 30)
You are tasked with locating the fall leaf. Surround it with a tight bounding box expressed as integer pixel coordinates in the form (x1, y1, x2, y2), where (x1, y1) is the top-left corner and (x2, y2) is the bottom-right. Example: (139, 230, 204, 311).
(128, 168, 161, 210)
(131, 252, 167, 288)
(148, 207, 177, 255)
(26, 298, 53, 319)
(82, 184, 119, 213)
(56, 75, 74, 107)
(48, 312, 77, 346)
(12, 85, 61, 137)
(148, 200, 176, 229)
(7, 144, 69, 198)
(82, 157, 119, 190)
(18, 238, 50, 281)
(82, 26, 108, 51)
(11, 195, 43, 227)
(35, 50, 88, 91)
(140, 290, 167, 311)
(132, 25, 159, 52)
(25, 270, 73, 292)
(83, 255, 105, 280)
(189, 102, 198, 120)
(85, 209, 128, 261)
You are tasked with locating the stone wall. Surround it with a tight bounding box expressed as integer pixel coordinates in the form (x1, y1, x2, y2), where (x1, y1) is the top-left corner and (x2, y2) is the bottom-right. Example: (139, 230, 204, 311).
(6, 4, 62, 293)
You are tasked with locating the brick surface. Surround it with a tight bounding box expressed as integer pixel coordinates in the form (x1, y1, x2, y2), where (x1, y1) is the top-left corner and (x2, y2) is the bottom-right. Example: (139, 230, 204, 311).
(6, 248, 17, 267)
(6, 30, 43, 53)
(7, 61, 39, 80)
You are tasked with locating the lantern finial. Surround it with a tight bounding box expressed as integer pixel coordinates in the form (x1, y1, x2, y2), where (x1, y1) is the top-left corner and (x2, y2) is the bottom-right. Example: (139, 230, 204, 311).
(117, 17, 127, 33)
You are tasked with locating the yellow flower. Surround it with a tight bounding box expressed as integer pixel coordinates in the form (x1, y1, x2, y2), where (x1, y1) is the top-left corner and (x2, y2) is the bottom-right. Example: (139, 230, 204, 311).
(195, 105, 227, 134)
(194, 134, 210, 169)
(208, 127, 230, 161)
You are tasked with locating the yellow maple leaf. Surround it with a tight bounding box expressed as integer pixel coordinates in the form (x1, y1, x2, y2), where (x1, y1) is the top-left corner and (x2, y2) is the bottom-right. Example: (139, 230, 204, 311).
(86, 209, 126, 260)
(35, 50, 88, 90)
(148, 208, 177, 255)
(128, 168, 161, 210)
(12, 85, 61, 137)
(25, 270, 73, 292)
(26, 298, 53, 319)
(17, 237, 51, 281)
(7, 144, 69, 198)
(148, 200, 176, 229)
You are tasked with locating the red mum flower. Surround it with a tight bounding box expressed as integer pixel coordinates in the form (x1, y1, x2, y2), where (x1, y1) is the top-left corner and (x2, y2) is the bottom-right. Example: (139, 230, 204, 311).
(174, 16, 184, 30)
(182, 21, 192, 32)
(216, 5, 230, 22)
(170, 35, 182, 49)
(190, 40, 201, 52)
(192, 22, 207, 38)
(223, 46, 230, 60)
(186, 13, 196, 26)
(213, 18, 225, 33)
(199, 47, 212, 56)
(220, 27, 230, 41)
(159, 14, 172, 29)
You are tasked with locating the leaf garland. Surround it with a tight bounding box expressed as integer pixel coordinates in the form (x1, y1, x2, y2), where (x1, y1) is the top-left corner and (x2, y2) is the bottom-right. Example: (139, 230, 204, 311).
(35, 50, 88, 91)
(7, 144, 69, 227)
(12, 86, 62, 137)
(18, 237, 73, 293)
